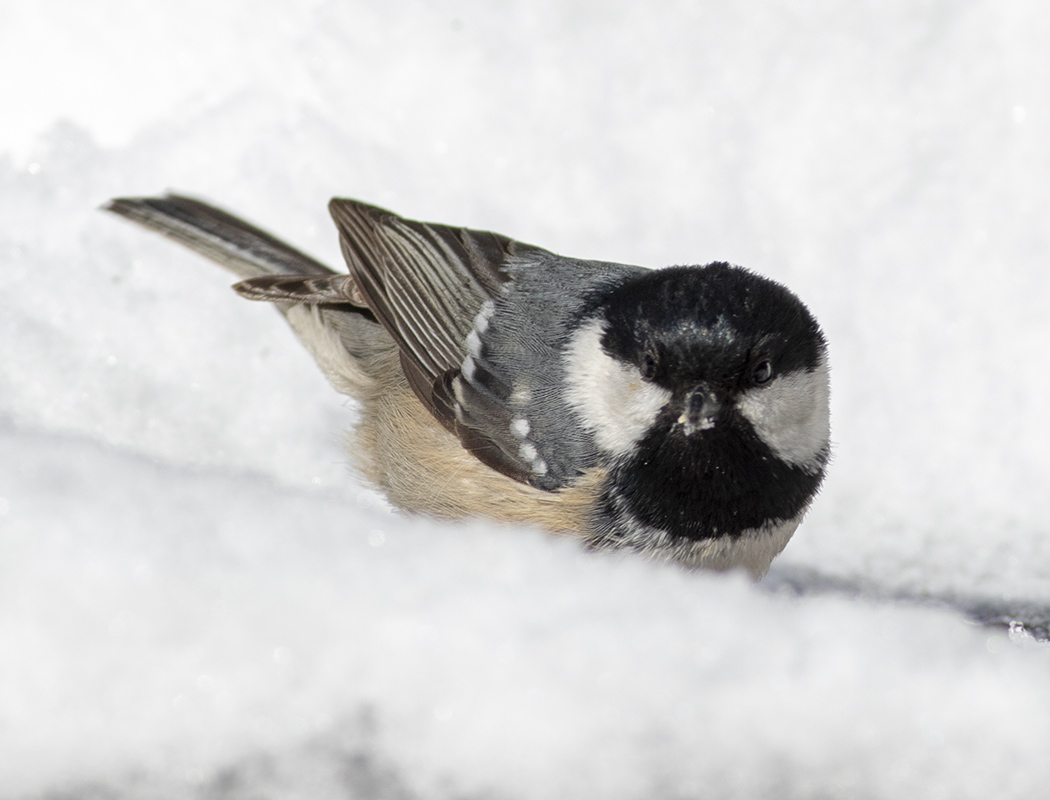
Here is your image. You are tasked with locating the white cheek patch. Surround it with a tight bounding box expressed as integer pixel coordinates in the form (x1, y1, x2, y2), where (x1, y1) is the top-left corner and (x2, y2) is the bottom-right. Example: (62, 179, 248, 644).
(736, 355, 830, 474)
(563, 318, 672, 457)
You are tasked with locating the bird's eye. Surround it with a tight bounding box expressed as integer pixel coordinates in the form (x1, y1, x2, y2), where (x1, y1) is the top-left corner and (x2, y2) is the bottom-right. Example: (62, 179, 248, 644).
(640, 344, 659, 381)
(752, 359, 774, 385)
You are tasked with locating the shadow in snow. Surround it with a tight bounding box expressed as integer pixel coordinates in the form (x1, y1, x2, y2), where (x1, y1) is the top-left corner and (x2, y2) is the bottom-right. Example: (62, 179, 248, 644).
(761, 563, 1050, 642)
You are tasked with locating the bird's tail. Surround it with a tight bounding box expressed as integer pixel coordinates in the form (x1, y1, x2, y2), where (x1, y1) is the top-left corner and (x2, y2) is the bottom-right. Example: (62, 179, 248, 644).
(104, 192, 390, 399)
(104, 193, 335, 280)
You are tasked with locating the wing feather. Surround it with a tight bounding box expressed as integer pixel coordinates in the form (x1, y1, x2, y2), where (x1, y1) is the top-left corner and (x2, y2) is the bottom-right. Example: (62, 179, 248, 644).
(328, 198, 573, 485)
(328, 198, 516, 395)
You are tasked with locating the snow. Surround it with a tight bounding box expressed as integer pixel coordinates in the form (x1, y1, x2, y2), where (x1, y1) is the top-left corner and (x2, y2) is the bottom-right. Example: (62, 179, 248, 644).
(3, 1, 1050, 797)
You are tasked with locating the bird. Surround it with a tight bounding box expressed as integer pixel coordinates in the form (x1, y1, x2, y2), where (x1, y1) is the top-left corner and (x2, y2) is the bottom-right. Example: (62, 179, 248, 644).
(104, 193, 830, 577)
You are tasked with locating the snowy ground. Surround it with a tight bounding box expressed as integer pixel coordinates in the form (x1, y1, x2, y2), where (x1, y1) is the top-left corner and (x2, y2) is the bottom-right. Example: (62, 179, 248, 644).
(3, 2, 1050, 797)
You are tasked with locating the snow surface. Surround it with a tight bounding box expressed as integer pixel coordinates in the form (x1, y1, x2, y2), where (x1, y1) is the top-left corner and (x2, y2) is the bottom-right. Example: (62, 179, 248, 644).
(3, 1, 1050, 797)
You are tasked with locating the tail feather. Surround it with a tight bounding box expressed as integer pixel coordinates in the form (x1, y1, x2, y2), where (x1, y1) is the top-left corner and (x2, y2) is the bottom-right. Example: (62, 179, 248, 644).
(104, 192, 390, 400)
(104, 194, 335, 280)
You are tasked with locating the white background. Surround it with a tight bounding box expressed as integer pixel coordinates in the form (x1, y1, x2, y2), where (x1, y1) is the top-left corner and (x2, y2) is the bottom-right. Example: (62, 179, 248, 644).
(2, 2, 1049, 797)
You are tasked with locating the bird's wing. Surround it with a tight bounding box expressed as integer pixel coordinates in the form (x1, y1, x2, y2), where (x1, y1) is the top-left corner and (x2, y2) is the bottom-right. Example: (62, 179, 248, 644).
(329, 198, 572, 485)
(328, 199, 515, 379)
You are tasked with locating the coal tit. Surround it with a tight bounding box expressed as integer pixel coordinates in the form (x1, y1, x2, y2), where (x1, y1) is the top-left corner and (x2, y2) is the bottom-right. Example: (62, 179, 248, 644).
(104, 194, 830, 577)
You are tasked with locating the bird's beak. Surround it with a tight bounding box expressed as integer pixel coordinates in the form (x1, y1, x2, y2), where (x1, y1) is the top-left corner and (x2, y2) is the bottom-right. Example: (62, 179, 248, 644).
(678, 386, 722, 436)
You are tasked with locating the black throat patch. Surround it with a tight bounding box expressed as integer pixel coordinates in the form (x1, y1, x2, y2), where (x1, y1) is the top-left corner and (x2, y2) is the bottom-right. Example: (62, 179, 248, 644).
(600, 408, 828, 542)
